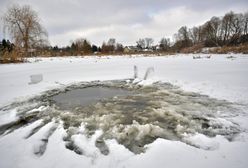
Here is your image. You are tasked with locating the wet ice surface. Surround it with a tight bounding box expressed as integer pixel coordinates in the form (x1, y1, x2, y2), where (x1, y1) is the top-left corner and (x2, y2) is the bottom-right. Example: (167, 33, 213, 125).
(52, 87, 132, 110)
(0, 79, 243, 156)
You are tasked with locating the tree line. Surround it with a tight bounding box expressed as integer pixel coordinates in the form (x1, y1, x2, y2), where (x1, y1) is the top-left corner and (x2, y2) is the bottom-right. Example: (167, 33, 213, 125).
(172, 11, 248, 52)
(57, 11, 248, 54)
(1, 4, 248, 60)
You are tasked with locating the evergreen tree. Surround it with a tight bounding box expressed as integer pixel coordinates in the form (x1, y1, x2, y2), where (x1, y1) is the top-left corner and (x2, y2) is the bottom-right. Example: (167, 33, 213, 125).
(92, 45, 98, 52)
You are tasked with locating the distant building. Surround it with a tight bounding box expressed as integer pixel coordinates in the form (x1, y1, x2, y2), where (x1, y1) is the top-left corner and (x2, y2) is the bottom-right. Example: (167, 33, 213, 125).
(124, 46, 141, 53)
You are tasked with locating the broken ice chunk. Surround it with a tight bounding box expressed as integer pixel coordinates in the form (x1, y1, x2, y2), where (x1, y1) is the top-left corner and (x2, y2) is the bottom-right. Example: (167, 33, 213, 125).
(29, 74, 43, 84)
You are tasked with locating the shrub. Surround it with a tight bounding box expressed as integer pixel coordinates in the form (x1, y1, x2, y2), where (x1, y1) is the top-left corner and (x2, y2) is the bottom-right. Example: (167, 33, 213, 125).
(0, 48, 25, 64)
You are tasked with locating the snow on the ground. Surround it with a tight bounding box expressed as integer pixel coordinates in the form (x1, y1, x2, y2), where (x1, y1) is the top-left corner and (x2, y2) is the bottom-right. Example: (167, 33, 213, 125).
(0, 54, 248, 168)
(0, 54, 248, 106)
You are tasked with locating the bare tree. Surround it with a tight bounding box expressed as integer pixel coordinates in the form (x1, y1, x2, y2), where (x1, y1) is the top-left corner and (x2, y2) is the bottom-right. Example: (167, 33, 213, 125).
(159, 38, 170, 51)
(174, 26, 192, 49)
(201, 17, 221, 46)
(100, 39, 123, 53)
(107, 38, 116, 46)
(136, 38, 154, 49)
(102, 39, 115, 54)
(78, 39, 91, 54)
(229, 13, 244, 44)
(177, 26, 190, 41)
(71, 38, 92, 54)
(243, 12, 248, 35)
(144, 38, 154, 49)
(189, 27, 200, 44)
(136, 38, 146, 49)
(221, 11, 235, 44)
(3, 4, 48, 55)
(116, 43, 124, 53)
(172, 11, 248, 50)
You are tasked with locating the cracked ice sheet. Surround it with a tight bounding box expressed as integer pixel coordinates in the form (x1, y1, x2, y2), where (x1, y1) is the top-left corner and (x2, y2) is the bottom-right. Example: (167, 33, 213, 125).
(0, 54, 248, 168)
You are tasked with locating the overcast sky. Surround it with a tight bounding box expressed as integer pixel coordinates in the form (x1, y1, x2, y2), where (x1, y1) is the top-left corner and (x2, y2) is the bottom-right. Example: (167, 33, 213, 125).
(0, 0, 247, 47)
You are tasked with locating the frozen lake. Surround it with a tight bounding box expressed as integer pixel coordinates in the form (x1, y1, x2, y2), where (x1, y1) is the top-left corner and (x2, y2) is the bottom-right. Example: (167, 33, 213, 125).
(0, 54, 248, 168)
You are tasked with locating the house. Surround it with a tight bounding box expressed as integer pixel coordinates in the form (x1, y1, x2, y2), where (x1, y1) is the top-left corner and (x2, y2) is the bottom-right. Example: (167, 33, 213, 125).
(123, 46, 130, 53)
(124, 46, 141, 53)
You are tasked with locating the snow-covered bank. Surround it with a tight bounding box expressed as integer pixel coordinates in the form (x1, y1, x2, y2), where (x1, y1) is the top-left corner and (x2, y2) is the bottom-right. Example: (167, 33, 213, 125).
(0, 54, 248, 106)
(0, 54, 248, 168)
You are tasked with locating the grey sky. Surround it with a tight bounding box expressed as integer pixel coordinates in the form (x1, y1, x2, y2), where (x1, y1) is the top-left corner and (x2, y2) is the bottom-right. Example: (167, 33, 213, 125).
(0, 0, 247, 47)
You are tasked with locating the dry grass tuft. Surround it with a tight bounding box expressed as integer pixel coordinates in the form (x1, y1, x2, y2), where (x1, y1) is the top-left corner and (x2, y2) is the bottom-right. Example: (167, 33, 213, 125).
(211, 43, 248, 54)
(0, 48, 25, 64)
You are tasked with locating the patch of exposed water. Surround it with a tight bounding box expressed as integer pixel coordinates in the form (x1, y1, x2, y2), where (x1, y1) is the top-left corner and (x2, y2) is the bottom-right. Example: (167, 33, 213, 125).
(0, 80, 243, 156)
(51, 87, 132, 110)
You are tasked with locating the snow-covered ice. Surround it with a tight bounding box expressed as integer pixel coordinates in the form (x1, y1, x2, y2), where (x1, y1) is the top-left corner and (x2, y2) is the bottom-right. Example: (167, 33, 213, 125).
(0, 54, 248, 168)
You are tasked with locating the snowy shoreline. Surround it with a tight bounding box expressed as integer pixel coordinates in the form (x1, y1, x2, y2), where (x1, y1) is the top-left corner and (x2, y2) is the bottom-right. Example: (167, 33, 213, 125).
(1, 54, 248, 106)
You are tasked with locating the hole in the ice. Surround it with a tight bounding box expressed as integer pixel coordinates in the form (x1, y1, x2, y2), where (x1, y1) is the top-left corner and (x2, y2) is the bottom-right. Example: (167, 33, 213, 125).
(0, 80, 242, 155)
(47, 82, 241, 154)
(51, 86, 132, 110)
(49, 82, 241, 154)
